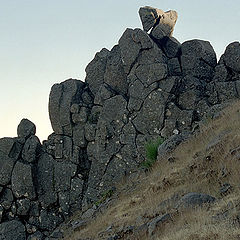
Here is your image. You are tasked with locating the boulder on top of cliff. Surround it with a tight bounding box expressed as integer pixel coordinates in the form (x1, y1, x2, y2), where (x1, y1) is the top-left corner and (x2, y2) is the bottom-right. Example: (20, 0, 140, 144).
(139, 6, 177, 36)
(181, 39, 217, 80)
(222, 42, 240, 73)
(17, 119, 36, 139)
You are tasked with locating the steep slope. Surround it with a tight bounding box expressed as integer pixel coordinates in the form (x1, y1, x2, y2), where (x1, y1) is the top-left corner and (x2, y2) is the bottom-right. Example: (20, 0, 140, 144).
(64, 100, 240, 239)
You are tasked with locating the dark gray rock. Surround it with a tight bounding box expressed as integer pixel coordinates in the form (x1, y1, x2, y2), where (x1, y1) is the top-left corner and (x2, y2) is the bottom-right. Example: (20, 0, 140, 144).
(22, 135, 41, 163)
(17, 119, 36, 139)
(0, 152, 15, 185)
(0, 220, 26, 240)
(176, 192, 216, 209)
(119, 28, 142, 74)
(0, 188, 13, 210)
(135, 63, 168, 86)
(29, 201, 40, 217)
(139, 7, 177, 35)
(0, 205, 3, 222)
(85, 48, 110, 95)
(215, 81, 237, 102)
(69, 177, 84, 210)
(137, 43, 166, 65)
(223, 42, 240, 72)
(148, 213, 171, 236)
(37, 153, 57, 208)
(158, 133, 189, 157)
(94, 84, 116, 106)
(133, 90, 169, 134)
(53, 162, 77, 192)
(39, 210, 63, 231)
(11, 161, 36, 200)
(104, 45, 128, 95)
(139, 6, 164, 32)
(27, 231, 44, 240)
(16, 198, 31, 216)
(50, 229, 64, 239)
(119, 28, 153, 74)
(49, 79, 85, 136)
(45, 134, 73, 160)
(213, 64, 229, 82)
(84, 122, 96, 142)
(162, 37, 181, 58)
(181, 39, 217, 80)
(167, 58, 182, 76)
(0, 137, 22, 159)
(73, 124, 86, 147)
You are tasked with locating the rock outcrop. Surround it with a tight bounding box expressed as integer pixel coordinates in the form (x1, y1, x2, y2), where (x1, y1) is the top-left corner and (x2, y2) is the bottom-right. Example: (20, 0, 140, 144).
(1, 6, 240, 239)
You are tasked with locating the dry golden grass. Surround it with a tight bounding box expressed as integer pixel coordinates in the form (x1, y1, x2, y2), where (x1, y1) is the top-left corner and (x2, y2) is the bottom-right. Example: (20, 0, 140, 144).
(65, 100, 240, 240)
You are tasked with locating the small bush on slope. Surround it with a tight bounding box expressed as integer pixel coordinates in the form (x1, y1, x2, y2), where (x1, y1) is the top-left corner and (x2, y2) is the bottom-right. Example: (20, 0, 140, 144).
(141, 137, 165, 169)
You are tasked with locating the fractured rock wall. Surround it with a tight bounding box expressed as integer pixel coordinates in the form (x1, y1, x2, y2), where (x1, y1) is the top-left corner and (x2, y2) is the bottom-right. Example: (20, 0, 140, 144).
(1, 6, 240, 239)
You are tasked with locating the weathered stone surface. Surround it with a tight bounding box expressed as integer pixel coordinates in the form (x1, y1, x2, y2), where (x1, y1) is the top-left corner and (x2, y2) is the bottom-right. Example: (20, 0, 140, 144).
(181, 39, 217, 80)
(37, 153, 57, 208)
(148, 213, 171, 236)
(223, 42, 240, 72)
(0, 152, 15, 185)
(139, 6, 164, 32)
(138, 43, 166, 65)
(139, 6, 177, 36)
(85, 48, 110, 95)
(177, 192, 216, 209)
(73, 124, 86, 147)
(213, 64, 229, 82)
(84, 122, 96, 142)
(104, 45, 128, 95)
(22, 135, 41, 163)
(44, 134, 73, 160)
(69, 177, 84, 210)
(54, 162, 77, 192)
(161, 37, 181, 58)
(27, 231, 44, 240)
(12, 161, 36, 200)
(158, 133, 189, 156)
(17, 119, 36, 139)
(0, 137, 22, 159)
(49, 79, 85, 136)
(94, 84, 115, 106)
(38, 210, 63, 231)
(0, 188, 13, 210)
(119, 28, 142, 74)
(136, 63, 168, 86)
(215, 81, 237, 102)
(16, 198, 31, 216)
(133, 90, 169, 135)
(0, 205, 3, 222)
(0, 220, 26, 240)
(167, 58, 182, 76)
(119, 28, 153, 74)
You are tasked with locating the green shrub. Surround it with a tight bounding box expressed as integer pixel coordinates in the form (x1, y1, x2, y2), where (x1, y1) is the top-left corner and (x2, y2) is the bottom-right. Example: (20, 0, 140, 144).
(140, 137, 165, 170)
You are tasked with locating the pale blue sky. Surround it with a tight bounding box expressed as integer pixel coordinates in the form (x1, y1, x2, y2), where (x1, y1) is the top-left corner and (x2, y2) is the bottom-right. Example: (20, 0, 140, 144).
(1, 1, 240, 141)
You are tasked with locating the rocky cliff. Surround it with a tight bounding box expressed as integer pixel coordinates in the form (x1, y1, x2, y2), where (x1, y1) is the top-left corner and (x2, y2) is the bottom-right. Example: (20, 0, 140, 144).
(1, 6, 240, 240)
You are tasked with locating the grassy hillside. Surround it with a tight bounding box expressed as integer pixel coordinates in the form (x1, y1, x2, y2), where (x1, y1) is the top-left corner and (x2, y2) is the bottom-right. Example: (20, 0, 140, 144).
(64, 100, 240, 240)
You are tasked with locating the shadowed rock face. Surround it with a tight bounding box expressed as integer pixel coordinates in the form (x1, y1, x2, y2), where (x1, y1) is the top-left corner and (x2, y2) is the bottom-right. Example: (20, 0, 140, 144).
(1, 6, 240, 239)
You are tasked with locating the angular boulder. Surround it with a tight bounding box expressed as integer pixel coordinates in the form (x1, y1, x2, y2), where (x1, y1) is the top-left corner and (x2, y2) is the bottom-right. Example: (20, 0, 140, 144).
(0, 220, 26, 240)
(22, 135, 41, 163)
(17, 119, 36, 139)
(11, 161, 36, 200)
(181, 39, 217, 80)
(222, 41, 240, 72)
